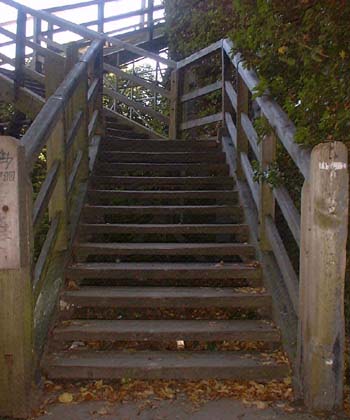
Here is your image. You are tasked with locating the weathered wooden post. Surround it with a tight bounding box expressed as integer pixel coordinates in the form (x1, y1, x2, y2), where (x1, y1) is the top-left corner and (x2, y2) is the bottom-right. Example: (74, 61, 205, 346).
(98, 0, 104, 33)
(0, 137, 33, 418)
(298, 141, 348, 411)
(14, 8, 26, 98)
(236, 73, 249, 180)
(259, 130, 276, 250)
(169, 69, 181, 139)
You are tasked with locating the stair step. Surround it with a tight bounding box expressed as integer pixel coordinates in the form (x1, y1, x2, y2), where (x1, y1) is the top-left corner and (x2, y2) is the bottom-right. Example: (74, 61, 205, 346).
(101, 138, 219, 152)
(95, 162, 229, 176)
(61, 286, 270, 309)
(74, 242, 255, 257)
(83, 205, 242, 217)
(105, 128, 149, 139)
(44, 351, 289, 381)
(89, 176, 234, 189)
(98, 151, 226, 163)
(87, 189, 238, 202)
(66, 262, 260, 281)
(53, 319, 279, 342)
(79, 223, 249, 235)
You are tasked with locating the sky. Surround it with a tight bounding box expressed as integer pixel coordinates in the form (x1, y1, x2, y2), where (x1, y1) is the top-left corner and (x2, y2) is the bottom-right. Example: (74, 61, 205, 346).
(0, 0, 164, 63)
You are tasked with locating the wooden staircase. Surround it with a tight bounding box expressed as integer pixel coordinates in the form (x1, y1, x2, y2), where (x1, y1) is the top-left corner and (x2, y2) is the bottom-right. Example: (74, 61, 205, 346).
(43, 117, 289, 381)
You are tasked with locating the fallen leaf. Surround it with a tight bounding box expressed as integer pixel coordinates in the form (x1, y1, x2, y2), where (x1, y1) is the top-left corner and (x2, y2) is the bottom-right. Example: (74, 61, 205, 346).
(58, 392, 74, 404)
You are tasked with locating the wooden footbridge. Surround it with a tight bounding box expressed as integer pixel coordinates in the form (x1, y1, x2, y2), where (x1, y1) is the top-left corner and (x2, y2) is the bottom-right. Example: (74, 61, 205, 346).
(0, 1, 348, 417)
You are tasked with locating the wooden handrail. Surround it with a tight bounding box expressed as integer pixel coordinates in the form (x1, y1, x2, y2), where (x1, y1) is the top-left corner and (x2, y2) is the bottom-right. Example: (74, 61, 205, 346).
(22, 39, 103, 170)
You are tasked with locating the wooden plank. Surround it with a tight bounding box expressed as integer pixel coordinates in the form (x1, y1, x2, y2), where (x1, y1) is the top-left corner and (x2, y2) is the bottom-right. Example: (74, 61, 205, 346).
(240, 152, 259, 208)
(177, 40, 223, 69)
(104, 63, 171, 99)
(259, 129, 276, 251)
(87, 189, 237, 201)
(90, 175, 234, 189)
(66, 110, 84, 152)
(87, 77, 100, 104)
(88, 109, 99, 139)
(241, 112, 259, 158)
(98, 151, 226, 163)
(68, 150, 83, 194)
(265, 216, 299, 313)
(225, 80, 237, 111)
(67, 261, 260, 280)
(225, 112, 237, 148)
(236, 73, 249, 180)
(83, 204, 242, 217)
(79, 223, 248, 235)
(273, 186, 300, 247)
(180, 80, 222, 103)
(180, 112, 222, 131)
(44, 351, 289, 381)
(0, 137, 33, 418)
(32, 215, 60, 299)
(169, 69, 181, 139)
(298, 142, 348, 411)
(74, 242, 254, 257)
(32, 160, 60, 230)
(53, 319, 280, 342)
(14, 9, 26, 95)
(95, 163, 228, 177)
(61, 286, 269, 308)
(103, 87, 169, 124)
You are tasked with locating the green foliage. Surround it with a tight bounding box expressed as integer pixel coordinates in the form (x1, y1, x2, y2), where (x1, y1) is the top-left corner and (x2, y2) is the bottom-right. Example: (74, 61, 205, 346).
(229, 0, 350, 146)
(252, 160, 284, 188)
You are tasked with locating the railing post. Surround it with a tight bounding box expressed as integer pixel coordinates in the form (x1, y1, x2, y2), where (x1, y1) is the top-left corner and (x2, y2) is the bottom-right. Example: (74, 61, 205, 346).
(15, 9, 26, 98)
(32, 17, 42, 72)
(0, 137, 33, 418)
(45, 56, 69, 251)
(297, 141, 348, 412)
(147, 0, 154, 40)
(236, 74, 249, 180)
(221, 48, 231, 139)
(98, 0, 104, 33)
(169, 69, 180, 139)
(259, 130, 276, 250)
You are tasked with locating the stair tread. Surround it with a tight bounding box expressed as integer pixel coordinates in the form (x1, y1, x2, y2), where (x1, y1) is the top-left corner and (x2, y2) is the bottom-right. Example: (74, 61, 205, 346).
(44, 351, 289, 380)
(61, 286, 270, 308)
(53, 319, 279, 342)
(67, 262, 260, 280)
(74, 242, 255, 255)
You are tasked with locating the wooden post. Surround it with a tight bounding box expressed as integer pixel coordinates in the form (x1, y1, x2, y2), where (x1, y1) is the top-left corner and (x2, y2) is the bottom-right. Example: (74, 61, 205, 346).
(297, 141, 348, 411)
(98, 0, 104, 33)
(32, 17, 42, 72)
(15, 9, 26, 99)
(0, 137, 33, 418)
(221, 48, 231, 139)
(169, 69, 180, 139)
(45, 57, 69, 251)
(259, 130, 276, 250)
(147, 0, 154, 40)
(236, 74, 249, 180)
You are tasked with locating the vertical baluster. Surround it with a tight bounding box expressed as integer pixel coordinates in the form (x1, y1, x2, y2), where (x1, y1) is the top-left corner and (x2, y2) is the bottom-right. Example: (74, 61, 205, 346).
(259, 128, 276, 250)
(15, 9, 26, 98)
(98, 0, 104, 33)
(148, 0, 154, 40)
(236, 73, 249, 179)
(169, 68, 181, 139)
(33, 17, 42, 72)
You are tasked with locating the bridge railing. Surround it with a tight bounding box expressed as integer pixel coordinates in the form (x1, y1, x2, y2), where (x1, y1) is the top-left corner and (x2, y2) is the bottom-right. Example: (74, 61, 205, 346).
(173, 39, 349, 412)
(0, 0, 172, 135)
(0, 36, 104, 418)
